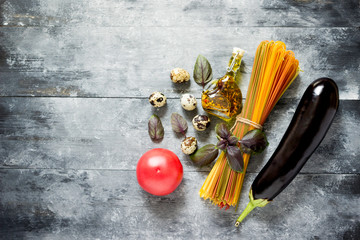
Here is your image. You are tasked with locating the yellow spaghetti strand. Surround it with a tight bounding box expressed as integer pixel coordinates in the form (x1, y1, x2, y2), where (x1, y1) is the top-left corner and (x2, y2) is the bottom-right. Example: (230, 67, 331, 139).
(199, 40, 300, 209)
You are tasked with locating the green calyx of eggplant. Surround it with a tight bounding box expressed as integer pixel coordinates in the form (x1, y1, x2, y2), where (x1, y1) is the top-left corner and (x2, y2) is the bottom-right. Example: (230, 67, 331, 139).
(235, 189, 270, 227)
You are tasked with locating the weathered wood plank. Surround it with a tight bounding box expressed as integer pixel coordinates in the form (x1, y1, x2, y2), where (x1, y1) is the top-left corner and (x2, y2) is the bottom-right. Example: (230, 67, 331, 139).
(0, 169, 359, 239)
(1, 0, 359, 27)
(0, 0, 358, 239)
(1, 98, 358, 174)
(1, 27, 359, 99)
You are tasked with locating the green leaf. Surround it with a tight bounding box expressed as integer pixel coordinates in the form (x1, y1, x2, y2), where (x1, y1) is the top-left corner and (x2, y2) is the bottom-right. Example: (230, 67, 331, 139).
(193, 55, 213, 88)
(190, 144, 219, 167)
(239, 129, 269, 154)
(148, 114, 164, 142)
(171, 113, 188, 135)
(215, 123, 231, 139)
(226, 146, 244, 172)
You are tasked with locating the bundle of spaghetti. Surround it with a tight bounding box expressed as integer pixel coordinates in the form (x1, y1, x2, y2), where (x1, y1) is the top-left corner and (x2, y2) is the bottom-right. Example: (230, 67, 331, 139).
(199, 40, 300, 209)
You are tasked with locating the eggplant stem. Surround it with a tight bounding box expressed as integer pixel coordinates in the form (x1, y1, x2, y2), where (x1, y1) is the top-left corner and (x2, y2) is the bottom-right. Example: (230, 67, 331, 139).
(234, 189, 270, 227)
(235, 201, 256, 226)
(235, 202, 256, 227)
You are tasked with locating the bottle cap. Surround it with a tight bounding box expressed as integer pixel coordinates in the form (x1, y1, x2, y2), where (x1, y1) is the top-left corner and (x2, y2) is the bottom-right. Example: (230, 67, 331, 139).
(232, 48, 245, 58)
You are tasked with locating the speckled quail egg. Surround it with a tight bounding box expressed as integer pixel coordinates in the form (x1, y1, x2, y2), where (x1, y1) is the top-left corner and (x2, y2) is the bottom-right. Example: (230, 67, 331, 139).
(180, 94, 197, 111)
(170, 68, 190, 83)
(149, 91, 167, 107)
(181, 137, 197, 155)
(192, 115, 211, 131)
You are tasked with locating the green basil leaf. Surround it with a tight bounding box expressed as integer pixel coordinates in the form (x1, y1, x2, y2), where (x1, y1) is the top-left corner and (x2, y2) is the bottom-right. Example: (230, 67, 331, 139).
(190, 144, 219, 167)
(215, 123, 231, 139)
(193, 55, 213, 88)
(226, 146, 244, 173)
(171, 113, 188, 135)
(239, 129, 269, 154)
(148, 114, 164, 142)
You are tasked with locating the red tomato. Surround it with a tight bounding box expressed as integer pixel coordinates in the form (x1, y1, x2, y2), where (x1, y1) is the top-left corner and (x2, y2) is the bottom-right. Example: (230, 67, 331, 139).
(136, 148, 183, 196)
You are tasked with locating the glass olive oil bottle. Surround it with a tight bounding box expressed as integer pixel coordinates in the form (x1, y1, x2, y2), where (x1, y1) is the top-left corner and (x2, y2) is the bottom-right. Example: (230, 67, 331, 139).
(201, 48, 244, 121)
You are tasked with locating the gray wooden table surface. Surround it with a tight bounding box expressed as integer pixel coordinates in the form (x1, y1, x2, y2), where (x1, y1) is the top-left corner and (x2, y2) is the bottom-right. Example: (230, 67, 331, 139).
(0, 0, 359, 239)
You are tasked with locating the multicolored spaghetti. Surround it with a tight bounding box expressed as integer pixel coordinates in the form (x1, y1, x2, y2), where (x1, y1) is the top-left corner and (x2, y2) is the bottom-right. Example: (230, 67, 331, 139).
(199, 40, 300, 209)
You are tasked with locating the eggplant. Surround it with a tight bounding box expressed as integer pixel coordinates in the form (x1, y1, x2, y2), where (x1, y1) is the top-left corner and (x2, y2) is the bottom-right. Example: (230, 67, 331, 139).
(235, 78, 339, 226)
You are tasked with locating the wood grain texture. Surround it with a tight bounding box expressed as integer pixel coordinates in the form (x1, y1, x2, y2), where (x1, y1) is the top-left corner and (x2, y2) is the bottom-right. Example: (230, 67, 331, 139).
(0, 169, 359, 239)
(1, 0, 359, 27)
(0, 27, 359, 98)
(0, 98, 359, 174)
(0, 0, 359, 239)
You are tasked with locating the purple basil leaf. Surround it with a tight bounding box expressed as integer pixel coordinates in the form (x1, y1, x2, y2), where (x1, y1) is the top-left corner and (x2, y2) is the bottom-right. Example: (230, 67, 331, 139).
(239, 129, 269, 154)
(148, 114, 164, 142)
(190, 144, 219, 166)
(215, 123, 231, 139)
(226, 146, 244, 172)
(216, 138, 228, 151)
(193, 55, 213, 88)
(228, 136, 239, 146)
(171, 113, 188, 135)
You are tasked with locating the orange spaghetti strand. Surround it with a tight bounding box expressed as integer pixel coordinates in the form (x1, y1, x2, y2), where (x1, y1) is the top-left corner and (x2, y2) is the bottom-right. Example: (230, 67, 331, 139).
(199, 40, 300, 209)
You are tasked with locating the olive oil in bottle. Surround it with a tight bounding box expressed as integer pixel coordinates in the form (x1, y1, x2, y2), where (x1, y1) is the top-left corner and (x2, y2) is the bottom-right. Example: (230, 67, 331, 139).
(201, 48, 244, 121)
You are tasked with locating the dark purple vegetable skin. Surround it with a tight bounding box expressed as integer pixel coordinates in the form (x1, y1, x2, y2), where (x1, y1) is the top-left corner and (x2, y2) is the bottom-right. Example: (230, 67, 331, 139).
(253, 77, 339, 200)
(235, 78, 339, 226)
